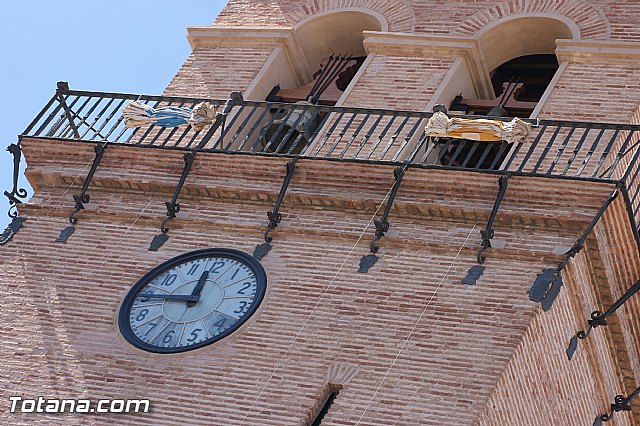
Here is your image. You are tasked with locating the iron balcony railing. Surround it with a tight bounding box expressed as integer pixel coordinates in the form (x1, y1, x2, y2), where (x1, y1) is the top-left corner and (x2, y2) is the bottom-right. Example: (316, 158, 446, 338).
(18, 85, 640, 225)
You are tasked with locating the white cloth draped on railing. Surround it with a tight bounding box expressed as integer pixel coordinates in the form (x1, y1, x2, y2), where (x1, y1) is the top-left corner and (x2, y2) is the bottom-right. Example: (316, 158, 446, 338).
(122, 101, 218, 131)
(425, 111, 532, 144)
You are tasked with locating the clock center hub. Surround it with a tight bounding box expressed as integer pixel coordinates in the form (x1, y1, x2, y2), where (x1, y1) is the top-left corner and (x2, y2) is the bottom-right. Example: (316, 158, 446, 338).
(162, 280, 223, 322)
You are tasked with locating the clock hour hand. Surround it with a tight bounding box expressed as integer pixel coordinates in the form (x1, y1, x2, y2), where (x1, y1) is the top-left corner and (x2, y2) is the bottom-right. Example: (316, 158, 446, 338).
(139, 293, 200, 302)
(186, 270, 209, 307)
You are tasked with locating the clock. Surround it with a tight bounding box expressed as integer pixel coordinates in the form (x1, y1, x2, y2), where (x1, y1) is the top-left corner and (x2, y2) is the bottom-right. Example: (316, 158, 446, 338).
(118, 248, 267, 353)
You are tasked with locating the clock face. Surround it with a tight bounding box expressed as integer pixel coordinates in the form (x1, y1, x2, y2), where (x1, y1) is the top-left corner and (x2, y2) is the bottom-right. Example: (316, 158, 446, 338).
(118, 248, 267, 353)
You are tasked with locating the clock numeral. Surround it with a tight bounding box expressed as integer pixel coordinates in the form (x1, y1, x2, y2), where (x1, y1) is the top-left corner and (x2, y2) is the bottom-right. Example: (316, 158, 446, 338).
(160, 273, 178, 287)
(133, 315, 168, 341)
(214, 318, 227, 332)
(233, 301, 249, 314)
(144, 321, 159, 337)
(136, 309, 149, 322)
(186, 263, 200, 276)
(230, 268, 240, 280)
(237, 282, 252, 295)
(187, 328, 202, 343)
(162, 330, 176, 344)
(209, 261, 226, 274)
(139, 290, 155, 303)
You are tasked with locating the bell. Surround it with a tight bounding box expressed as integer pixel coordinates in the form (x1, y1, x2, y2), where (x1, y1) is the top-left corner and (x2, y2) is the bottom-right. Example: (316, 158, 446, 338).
(261, 101, 320, 154)
(487, 105, 509, 117)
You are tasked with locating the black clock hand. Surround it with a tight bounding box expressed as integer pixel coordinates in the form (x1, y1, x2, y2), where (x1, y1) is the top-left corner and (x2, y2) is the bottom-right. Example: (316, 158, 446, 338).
(186, 270, 209, 307)
(139, 293, 200, 302)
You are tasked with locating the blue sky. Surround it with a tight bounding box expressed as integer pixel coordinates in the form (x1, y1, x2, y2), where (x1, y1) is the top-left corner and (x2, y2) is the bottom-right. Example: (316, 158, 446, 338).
(0, 0, 227, 230)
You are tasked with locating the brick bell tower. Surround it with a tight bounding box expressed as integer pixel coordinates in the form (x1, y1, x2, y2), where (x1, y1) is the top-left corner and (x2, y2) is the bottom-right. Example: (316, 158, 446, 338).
(4, 1, 640, 425)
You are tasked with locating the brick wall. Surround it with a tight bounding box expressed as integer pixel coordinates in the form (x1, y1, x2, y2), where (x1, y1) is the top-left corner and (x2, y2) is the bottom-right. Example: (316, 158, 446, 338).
(5, 1, 640, 425)
(164, 46, 273, 98)
(0, 138, 627, 425)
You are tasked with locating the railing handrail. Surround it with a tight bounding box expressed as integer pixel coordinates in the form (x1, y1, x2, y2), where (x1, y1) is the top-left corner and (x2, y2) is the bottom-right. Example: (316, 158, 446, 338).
(30, 87, 640, 133)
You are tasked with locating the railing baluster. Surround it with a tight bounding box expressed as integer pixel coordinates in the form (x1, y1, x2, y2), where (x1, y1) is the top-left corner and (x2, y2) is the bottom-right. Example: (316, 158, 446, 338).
(274, 105, 310, 154)
(517, 124, 548, 172)
(379, 115, 410, 160)
(244, 106, 271, 153)
(72, 97, 106, 139)
(488, 141, 512, 170)
(473, 142, 496, 170)
(257, 108, 290, 153)
(363, 113, 396, 160)
(326, 113, 357, 157)
(81, 98, 116, 140)
(393, 115, 426, 162)
(59, 96, 93, 139)
(211, 105, 246, 150)
(47, 95, 82, 138)
(531, 125, 561, 173)
(546, 127, 575, 174)
(599, 130, 636, 179)
(591, 129, 621, 177)
(418, 137, 437, 164)
(183, 130, 203, 149)
(460, 142, 481, 168)
(312, 112, 345, 156)
(561, 127, 590, 175)
(23, 93, 58, 136)
(288, 110, 326, 155)
(352, 113, 384, 159)
(576, 128, 606, 176)
(227, 105, 258, 150)
(435, 139, 454, 165)
(339, 113, 371, 158)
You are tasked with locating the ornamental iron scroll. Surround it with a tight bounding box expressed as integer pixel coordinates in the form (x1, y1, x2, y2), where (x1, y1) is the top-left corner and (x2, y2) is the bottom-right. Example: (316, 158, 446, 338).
(594, 386, 640, 425)
(4, 143, 28, 218)
(568, 279, 640, 361)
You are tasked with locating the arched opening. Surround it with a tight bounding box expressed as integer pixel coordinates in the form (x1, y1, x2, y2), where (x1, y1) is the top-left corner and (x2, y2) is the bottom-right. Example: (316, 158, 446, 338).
(434, 16, 577, 170)
(450, 16, 575, 118)
(260, 10, 384, 154)
(271, 10, 384, 106)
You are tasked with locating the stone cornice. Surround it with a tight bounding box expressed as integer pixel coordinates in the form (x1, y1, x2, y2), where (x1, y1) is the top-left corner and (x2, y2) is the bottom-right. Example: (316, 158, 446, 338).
(187, 26, 295, 49)
(363, 31, 479, 58)
(556, 39, 640, 65)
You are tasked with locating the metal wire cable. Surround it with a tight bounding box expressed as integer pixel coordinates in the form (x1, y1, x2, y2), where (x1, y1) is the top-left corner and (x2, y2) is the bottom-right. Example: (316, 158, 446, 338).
(355, 222, 478, 425)
(241, 180, 399, 424)
(0, 154, 97, 272)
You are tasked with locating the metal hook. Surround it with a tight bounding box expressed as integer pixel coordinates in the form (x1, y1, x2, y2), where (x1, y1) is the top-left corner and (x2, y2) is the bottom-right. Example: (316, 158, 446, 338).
(477, 245, 488, 264)
(370, 234, 382, 253)
(370, 219, 388, 253)
(264, 227, 274, 243)
(69, 194, 90, 224)
(160, 217, 171, 234)
(69, 209, 80, 224)
(264, 211, 280, 243)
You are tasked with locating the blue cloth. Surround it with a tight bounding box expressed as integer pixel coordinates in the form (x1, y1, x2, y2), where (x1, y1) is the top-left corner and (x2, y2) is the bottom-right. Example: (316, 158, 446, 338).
(151, 107, 192, 127)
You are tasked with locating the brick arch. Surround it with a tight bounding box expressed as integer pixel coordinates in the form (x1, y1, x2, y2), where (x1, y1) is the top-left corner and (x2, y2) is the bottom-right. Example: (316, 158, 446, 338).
(282, 0, 415, 33)
(452, 0, 610, 40)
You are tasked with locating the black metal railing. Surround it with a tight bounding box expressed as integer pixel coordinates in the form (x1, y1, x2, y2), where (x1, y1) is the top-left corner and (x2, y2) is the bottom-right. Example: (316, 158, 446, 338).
(18, 86, 640, 223)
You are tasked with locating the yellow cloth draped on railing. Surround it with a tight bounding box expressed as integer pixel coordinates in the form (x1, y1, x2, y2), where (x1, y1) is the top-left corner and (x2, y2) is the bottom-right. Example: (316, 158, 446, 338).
(425, 112, 532, 143)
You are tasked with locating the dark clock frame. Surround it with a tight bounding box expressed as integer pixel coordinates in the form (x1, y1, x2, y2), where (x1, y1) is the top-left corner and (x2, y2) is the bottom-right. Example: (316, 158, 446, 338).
(118, 248, 267, 354)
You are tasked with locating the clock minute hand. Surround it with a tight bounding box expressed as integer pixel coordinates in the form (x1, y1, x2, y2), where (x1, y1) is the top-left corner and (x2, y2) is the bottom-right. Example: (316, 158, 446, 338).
(140, 293, 200, 302)
(186, 270, 209, 307)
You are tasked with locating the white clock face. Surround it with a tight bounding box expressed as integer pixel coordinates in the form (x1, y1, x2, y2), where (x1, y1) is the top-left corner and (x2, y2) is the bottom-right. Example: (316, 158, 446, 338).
(119, 249, 267, 353)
